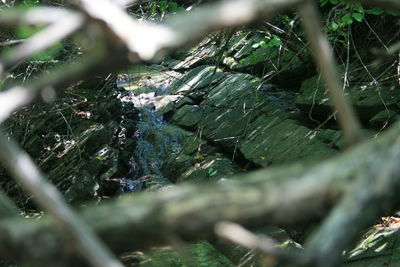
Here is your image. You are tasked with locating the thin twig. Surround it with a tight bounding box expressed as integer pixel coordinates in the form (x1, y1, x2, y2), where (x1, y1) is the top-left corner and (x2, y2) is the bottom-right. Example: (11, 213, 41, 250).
(0, 39, 24, 47)
(0, 46, 123, 124)
(298, 1, 363, 147)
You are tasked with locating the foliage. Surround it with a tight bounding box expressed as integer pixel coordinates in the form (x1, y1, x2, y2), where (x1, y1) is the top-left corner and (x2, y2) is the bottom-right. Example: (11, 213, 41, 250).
(132, 1, 184, 20)
(319, 0, 399, 46)
(251, 34, 282, 49)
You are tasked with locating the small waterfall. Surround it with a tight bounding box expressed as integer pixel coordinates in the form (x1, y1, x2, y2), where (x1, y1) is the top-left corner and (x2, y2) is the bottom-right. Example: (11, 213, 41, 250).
(113, 71, 180, 194)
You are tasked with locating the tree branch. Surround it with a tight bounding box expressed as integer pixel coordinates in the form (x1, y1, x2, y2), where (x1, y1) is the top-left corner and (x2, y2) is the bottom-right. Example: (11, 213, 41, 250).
(1, 120, 400, 261)
(215, 221, 312, 266)
(298, 1, 363, 147)
(0, 12, 84, 71)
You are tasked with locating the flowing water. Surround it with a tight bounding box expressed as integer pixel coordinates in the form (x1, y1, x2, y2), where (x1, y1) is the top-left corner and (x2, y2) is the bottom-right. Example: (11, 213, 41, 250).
(114, 69, 181, 193)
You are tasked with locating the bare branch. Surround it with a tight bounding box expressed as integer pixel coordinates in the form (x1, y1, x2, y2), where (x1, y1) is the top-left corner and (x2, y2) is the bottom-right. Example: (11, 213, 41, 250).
(0, 7, 76, 26)
(1, 120, 400, 260)
(0, 12, 85, 71)
(215, 221, 312, 266)
(69, 0, 306, 61)
(307, 146, 400, 266)
(0, 46, 126, 124)
(298, 1, 363, 147)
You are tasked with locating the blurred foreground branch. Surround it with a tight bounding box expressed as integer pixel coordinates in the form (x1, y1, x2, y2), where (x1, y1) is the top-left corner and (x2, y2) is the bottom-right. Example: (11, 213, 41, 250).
(0, 0, 399, 266)
(0, 120, 400, 264)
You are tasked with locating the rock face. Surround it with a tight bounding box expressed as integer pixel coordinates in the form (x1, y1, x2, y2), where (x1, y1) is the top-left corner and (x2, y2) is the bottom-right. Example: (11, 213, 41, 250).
(167, 65, 338, 168)
(295, 73, 400, 123)
(168, 31, 313, 88)
(4, 27, 400, 267)
(1, 80, 139, 206)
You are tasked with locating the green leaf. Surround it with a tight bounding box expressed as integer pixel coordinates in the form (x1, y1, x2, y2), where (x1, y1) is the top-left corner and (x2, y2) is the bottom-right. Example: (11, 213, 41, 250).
(168, 2, 179, 12)
(352, 12, 364, 22)
(269, 35, 281, 47)
(341, 13, 353, 25)
(158, 1, 168, 12)
(365, 8, 384, 15)
(386, 10, 400, 16)
(331, 22, 339, 31)
(320, 0, 329, 7)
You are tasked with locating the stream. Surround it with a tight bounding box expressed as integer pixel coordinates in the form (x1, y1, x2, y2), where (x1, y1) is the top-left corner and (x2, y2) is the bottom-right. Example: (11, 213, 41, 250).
(113, 68, 181, 194)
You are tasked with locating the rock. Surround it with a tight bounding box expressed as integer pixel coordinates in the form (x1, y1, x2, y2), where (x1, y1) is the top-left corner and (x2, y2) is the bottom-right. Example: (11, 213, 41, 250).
(83, 121, 118, 154)
(238, 116, 336, 166)
(169, 70, 337, 166)
(168, 37, 220, 70)
(204, 73, 262, 108)
(198, 107, 260, 148)
(64, 171, 100, 204)
(95, 146, 119, 181)
(172, 105, 203, 127)
(122, 241, 234, 267)
(344, 222, 400, 266)
(295, 75, 400, 122)
(369, 109, 399, 127)
(221, 31, 311, 87)
(176, 155, 240, 183)
(169, 65, 228, 95)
